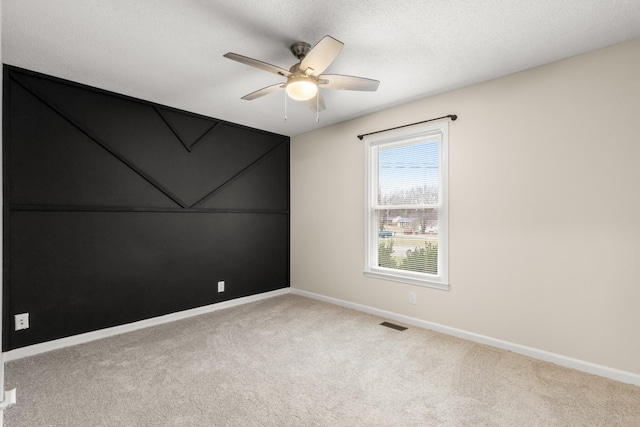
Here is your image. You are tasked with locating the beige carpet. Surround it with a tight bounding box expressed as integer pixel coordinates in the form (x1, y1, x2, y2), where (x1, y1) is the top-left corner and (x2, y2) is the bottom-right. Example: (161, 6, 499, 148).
(4, 294, 640, 426)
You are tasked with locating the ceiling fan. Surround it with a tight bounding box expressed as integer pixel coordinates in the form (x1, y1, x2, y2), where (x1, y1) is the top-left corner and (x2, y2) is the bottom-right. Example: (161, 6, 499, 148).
(223, 35, 380, 112)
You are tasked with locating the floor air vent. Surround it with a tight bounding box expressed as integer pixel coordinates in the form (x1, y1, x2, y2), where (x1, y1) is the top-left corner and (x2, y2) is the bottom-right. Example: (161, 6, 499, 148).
(380, 321, 407, 331)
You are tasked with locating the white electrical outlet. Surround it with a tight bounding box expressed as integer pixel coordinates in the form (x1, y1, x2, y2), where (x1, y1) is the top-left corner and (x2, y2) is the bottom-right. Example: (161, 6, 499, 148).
(15, 313, 29, 331)
(217, 281, 225, 293)
(408, 292, 417, 305)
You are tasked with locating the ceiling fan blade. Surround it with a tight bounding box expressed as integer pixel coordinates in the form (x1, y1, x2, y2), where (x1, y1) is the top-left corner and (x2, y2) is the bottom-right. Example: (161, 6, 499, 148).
(223, 52, 291, 77)
(241, 83, 286, 100)
(300, 36, 344, 76)
(318, 74, 380, 91)
(303, 92, 326, 112)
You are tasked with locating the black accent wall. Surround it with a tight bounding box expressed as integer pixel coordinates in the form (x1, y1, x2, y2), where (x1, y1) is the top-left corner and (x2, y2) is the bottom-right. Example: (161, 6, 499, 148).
(3, 66, 290, 350)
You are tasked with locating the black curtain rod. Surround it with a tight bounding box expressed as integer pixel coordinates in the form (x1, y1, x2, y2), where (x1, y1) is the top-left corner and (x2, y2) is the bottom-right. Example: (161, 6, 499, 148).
(357, 114, 457, 140)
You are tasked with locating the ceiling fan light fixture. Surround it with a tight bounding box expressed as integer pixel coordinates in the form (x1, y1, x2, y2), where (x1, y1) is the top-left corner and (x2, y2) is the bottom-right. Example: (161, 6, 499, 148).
(224, 35, 379, 112)
(285, 75, 318, 101)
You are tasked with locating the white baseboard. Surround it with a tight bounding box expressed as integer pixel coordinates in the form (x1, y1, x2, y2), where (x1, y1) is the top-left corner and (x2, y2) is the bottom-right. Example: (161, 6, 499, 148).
(6, 286, 639, 387)
(290, 288, 640, 387)
(3, 288, 289, 362)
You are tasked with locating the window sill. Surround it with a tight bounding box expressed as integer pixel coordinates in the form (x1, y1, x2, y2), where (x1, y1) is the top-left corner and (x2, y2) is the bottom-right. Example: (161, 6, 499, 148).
(363, 269, 449, 290)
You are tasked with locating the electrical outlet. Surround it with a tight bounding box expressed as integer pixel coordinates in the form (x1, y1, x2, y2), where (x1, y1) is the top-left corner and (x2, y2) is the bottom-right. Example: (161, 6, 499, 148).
(408, 292, 417, 305)
(217, 281, 225, 293)
(15, 313, 29, 331)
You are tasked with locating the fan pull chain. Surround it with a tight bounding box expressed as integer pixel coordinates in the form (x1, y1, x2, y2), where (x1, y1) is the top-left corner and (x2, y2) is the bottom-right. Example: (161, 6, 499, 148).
(316, 95, 320, 123)
(284, 91, 287, 123)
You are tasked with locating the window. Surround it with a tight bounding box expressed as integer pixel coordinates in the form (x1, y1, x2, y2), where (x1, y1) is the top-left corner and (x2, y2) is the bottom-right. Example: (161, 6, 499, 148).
(364, 121, 449, 289)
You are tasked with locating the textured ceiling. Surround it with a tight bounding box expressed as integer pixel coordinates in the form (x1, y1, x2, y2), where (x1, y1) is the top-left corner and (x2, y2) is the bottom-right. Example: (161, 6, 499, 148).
(3, 0, 640, 137)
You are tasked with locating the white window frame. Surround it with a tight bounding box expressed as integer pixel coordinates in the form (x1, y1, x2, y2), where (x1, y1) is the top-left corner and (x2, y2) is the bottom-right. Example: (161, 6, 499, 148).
(363, 121, 449, 290)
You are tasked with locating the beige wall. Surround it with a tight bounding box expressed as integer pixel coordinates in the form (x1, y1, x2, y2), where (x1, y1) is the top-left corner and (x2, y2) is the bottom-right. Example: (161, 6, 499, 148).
(291, 38, 640, 375)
